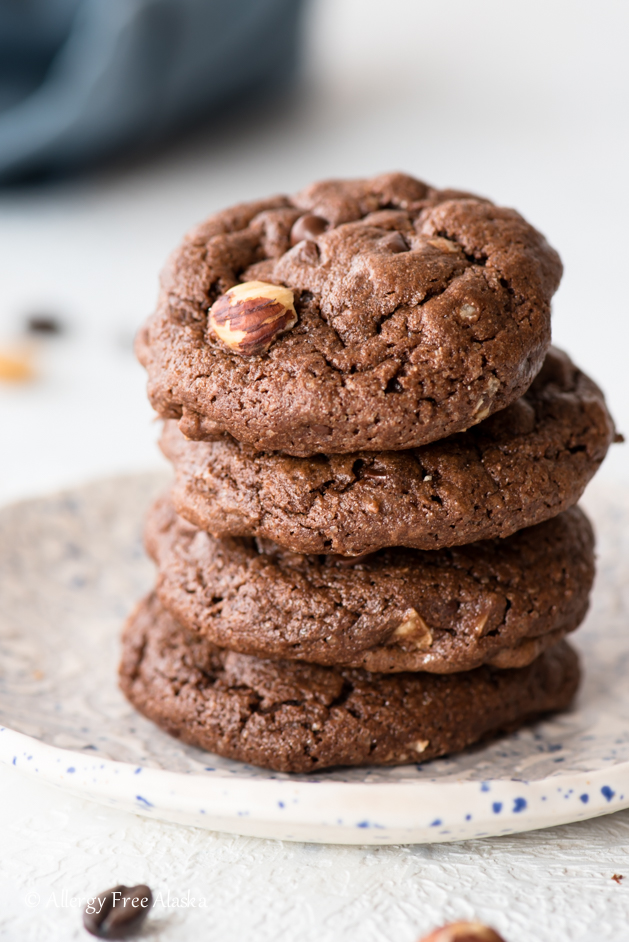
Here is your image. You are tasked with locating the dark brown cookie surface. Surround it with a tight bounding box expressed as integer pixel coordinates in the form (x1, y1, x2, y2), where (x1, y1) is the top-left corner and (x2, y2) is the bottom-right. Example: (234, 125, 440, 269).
(146, 494, 594, 673)
(163, 348, 615, 556)
(136, 173, 562, 456)
(119, 594, 581, 773)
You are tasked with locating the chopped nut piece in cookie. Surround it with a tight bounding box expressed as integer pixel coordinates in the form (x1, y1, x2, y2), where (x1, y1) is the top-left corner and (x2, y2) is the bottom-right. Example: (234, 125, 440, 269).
(208, 281, 296, 357)
(83, 884, 152, 938)
(459, 303, 479, 322)
(472, 376, 501, 423)
(391, 609, 433, 649)
(426, 236, 460, 253)
(413, 739, 430, 753)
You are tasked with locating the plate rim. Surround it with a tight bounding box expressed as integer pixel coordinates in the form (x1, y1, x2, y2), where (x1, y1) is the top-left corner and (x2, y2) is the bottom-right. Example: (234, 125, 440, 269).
(3, 724, 629, 845)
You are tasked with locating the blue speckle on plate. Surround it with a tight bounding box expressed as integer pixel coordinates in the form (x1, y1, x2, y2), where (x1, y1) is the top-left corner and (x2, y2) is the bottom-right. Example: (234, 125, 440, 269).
(480, 782, 490, 792)
(278, 801, 285, 809)
(430, 819, 442, 827)
(513, 797, 527, 813)
(66, 767, 75, 773)
(580, 794, 589, 804)
(12, 757, 16, 766)
(465, 814, 472, 821)
(601, 786, 615, 802)
(136, 795, 153, 808)
(492, 802, 503, 814)
(134, 767, 142, 774)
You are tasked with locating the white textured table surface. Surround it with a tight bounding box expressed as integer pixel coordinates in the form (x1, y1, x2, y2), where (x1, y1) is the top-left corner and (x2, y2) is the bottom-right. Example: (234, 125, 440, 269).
(1, 1, 628, 939)
(3, 766, 629, 941)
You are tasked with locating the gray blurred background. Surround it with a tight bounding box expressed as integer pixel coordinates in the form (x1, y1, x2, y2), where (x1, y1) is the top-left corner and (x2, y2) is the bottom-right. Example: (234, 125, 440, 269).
(0, 0, 627, 503)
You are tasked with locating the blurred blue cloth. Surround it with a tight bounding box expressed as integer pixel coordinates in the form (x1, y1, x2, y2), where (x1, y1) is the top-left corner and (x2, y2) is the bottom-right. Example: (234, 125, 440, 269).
(0, 0, 306, 182)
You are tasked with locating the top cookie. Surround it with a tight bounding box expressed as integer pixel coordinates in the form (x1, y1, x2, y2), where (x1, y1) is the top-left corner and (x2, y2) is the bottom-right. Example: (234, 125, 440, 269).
(136, 173, 562, 456)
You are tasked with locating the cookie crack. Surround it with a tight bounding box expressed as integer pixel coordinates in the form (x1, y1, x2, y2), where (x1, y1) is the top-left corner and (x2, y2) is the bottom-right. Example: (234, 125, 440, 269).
(433, 229, 488, 268)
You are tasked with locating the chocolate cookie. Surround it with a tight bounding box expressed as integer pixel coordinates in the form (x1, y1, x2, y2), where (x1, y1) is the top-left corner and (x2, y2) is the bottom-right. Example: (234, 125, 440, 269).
(120, 594, 581, 773)
(136, 172, 562, 456)
(163, 347, 615, 556)
(145, 494, 594, 673)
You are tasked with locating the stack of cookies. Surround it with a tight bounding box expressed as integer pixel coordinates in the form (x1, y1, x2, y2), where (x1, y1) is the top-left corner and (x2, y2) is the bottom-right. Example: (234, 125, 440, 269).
(121, 173, 617, 773)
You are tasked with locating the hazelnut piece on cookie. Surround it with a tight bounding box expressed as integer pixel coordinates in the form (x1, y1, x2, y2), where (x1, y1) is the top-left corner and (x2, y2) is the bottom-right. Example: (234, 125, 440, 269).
(208, 281, 296, 357)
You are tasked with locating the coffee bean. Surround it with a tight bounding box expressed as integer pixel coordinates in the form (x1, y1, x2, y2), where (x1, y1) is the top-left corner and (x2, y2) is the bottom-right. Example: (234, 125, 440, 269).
(25, 314, 64, 335)
(83, 884, 152, 939)
(290, 214, 328, 246)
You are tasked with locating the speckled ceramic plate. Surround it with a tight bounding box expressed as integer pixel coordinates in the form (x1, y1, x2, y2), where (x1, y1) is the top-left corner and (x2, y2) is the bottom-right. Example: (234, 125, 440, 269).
(1, 473, 629, 845)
